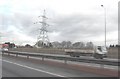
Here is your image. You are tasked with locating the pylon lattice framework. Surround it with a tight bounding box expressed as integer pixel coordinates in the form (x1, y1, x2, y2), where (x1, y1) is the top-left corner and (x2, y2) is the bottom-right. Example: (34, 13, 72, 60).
(35, 10, 50, 47)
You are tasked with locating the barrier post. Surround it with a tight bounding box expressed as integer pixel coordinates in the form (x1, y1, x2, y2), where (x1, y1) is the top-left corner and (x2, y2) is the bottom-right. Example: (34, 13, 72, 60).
(64, 59, 67, 64)
(8, 53, 10, 56)
(27, 55, 29, 59)
(16, 54, 18, 57)
(42, 56, 44, 61)
(2, 52, 4, 55)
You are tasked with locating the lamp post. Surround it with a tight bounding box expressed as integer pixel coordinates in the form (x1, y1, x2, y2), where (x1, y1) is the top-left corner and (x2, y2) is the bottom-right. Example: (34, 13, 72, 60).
(101, 5, 106, 47)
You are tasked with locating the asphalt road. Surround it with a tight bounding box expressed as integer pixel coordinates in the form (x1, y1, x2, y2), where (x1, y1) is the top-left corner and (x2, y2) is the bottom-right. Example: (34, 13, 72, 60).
(2, 51, 118, 70)
(2, 55, 106, 77)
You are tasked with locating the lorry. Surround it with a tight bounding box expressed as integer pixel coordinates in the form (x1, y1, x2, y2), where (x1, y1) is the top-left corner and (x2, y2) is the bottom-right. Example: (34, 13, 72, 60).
(65, 46, 107, 59)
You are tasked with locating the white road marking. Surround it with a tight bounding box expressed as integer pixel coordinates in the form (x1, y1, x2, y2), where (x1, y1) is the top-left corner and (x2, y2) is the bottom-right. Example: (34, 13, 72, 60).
(2, 59, 65, 77)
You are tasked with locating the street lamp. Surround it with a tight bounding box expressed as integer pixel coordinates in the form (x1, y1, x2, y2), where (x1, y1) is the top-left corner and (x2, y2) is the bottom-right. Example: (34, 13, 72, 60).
(101, 5, 106, 47)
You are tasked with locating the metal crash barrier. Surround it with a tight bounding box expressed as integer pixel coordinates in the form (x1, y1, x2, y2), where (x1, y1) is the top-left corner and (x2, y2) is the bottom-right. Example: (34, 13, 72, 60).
(2, 51, 119, 66)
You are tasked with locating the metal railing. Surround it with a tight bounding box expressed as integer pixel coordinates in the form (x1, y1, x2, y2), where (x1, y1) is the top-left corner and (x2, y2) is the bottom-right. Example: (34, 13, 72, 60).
(2, 51, 119, 66)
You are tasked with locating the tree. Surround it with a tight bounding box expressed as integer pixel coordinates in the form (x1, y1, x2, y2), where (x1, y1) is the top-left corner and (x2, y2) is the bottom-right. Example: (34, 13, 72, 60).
(25, 44, 32, 48)
(51, 41, 61, 48)
(115, 44, 120, 47)
(35, 41, 45, 48)
(61, 41, 72, 48)
(5, 42, 15, 48)
(10, 43, 15, 48)
(66, 41, 72, 48)
(110, 44, 112, 47)
(49, 43, 53, 48)
(72, 42, 85, 48)
(61, 41, 67, 48)
(86, 42, 94, 49)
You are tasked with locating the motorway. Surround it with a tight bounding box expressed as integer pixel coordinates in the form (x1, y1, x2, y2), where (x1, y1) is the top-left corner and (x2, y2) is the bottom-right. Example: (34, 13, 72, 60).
(2, 54, 107, 77)
(3, 51, 118, 70)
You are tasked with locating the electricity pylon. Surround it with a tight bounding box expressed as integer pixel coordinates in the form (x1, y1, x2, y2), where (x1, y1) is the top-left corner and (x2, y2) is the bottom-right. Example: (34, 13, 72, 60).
(34, 10, 50, 48)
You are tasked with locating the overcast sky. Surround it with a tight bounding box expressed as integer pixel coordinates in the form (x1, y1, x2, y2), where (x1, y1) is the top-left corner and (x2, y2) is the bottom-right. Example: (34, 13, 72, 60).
(0, 0, 119, 46)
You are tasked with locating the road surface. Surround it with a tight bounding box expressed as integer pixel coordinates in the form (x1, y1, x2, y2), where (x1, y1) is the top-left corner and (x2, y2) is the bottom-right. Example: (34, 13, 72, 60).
(2, 55, 106, 77)
(3, 51, 118, 70)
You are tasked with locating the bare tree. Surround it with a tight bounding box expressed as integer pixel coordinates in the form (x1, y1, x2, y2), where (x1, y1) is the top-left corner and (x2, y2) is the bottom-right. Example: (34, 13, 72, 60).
(86, 42, 94, 49)
(52, 41, 61, 48)
(61, 41, 72, 48)
(72, 42, 85, 48)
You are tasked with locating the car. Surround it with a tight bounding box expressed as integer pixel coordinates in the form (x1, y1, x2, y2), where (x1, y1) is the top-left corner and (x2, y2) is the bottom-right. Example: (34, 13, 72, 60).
(2, 48, 8, 51)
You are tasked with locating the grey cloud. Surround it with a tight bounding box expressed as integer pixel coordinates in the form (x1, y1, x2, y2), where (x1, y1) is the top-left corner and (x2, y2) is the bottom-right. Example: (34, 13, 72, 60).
(1, 13, 39, 38)
(50, 14, 103, 38)
(0, 10, 117, 43)
(47, 13, 117, 41)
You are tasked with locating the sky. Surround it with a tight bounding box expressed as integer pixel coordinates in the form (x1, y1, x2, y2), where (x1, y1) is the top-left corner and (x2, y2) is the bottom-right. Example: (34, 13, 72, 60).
(0, 0, 119, 46)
